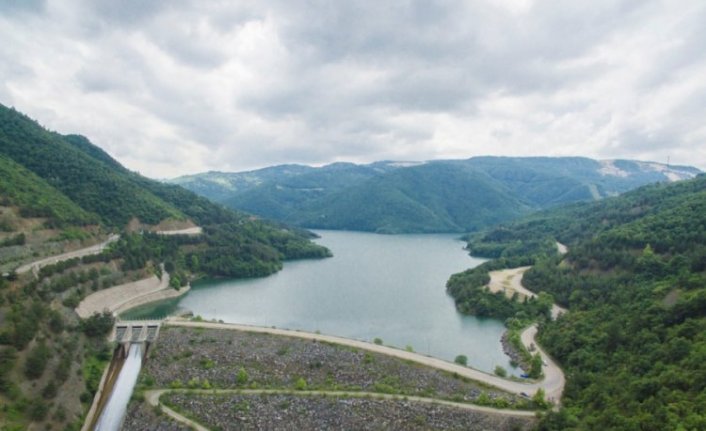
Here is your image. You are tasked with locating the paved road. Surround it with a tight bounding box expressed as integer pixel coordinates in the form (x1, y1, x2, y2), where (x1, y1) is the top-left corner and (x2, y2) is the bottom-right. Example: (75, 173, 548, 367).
(15, 234, 120, 274)
(144, 388, 537, 430)
(165, 318, 562, 399)
(521, 325, 564, 402)
(485, 264, 567, 403)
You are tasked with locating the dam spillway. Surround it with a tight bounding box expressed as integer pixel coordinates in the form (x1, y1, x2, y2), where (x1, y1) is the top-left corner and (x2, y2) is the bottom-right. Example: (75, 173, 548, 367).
(83, 321, 161, 430)
(111, 320, 161, 344)
(94, 343, 143, 431)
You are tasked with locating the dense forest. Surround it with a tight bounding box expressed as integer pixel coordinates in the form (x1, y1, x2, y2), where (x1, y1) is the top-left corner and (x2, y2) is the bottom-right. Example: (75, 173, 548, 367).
(447, 176, 706, 430)
(0, 155, 96, 227)
(0, 104, 330, 430)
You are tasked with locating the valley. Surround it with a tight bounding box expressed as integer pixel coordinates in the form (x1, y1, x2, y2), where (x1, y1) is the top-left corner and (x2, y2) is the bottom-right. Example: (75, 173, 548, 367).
(1, 102, 705, 430)
(4, 3, 706, 430)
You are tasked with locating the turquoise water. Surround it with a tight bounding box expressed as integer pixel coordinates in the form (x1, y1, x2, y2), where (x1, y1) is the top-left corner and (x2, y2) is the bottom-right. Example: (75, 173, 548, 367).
(125, 230, 516, 374)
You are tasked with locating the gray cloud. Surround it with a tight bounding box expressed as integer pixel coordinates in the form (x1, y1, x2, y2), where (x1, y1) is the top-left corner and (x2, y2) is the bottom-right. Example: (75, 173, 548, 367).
(0, 0, 705, 178)
(0, 0, 46, 14)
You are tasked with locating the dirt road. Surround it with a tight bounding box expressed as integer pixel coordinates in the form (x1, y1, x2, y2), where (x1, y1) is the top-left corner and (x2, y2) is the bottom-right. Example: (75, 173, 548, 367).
(155, 227, 203, 236)
(487, 266, 533, 301)
(15, 234, 119, 274)
(17, 225, 202, 275)
(487, 266, 566, 320)
(144, 388, 537, 429)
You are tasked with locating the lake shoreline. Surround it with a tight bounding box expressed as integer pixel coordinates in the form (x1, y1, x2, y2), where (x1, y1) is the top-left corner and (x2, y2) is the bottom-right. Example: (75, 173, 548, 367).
(123, 231, 517, 374)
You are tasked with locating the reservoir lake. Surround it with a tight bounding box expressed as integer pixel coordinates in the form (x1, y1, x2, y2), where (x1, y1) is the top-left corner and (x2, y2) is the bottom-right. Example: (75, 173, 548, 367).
(124, 230, 517, 374)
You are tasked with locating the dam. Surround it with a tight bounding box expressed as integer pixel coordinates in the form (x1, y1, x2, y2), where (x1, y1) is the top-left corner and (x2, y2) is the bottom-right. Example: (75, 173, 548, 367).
(111, 321, 161, 352)
(83, 320, 161, 431)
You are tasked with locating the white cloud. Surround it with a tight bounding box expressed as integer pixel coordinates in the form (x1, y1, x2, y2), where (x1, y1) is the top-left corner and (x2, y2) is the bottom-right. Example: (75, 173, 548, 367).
(0, 0, 704, 178)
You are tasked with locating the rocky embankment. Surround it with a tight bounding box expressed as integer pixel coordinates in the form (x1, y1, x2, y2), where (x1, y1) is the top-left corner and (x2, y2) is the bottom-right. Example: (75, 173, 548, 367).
(141, 326, 523, 405)
(161, 393, 533, 431)
(501, 331, 530, 372)
(121, 402, 190, 431)
(122, 325, 541, 430)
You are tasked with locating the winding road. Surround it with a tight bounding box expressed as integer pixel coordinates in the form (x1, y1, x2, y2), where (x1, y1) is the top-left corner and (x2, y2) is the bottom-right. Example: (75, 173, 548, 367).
(16, 225, 204, 275)
(15, 234, 119, 275)
(486, 266, 566, 320)
(70, 228, 567, 428)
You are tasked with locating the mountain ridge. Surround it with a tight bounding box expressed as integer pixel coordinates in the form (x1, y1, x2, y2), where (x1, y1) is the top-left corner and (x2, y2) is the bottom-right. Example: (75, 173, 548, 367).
(170, 156, 701, 234)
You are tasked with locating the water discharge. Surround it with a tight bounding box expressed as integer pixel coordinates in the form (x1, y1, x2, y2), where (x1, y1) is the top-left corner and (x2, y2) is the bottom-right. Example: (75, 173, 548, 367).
(95, 343, 143, 431)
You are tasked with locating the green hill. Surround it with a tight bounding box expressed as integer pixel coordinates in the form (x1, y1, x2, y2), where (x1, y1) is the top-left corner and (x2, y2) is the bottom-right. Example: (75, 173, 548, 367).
(0, 154, 95, 227)
(0, 104, 330, 430)
(291, 163, 531, 233)
(0, 103, 329, 272)
(447, 175, 706, 430)
(0, 105, 183, 226)
(172, 157, 700, 233)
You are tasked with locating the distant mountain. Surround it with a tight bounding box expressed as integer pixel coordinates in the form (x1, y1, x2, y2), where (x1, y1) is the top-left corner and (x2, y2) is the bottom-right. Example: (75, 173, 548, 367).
(171, 157, 701, 233)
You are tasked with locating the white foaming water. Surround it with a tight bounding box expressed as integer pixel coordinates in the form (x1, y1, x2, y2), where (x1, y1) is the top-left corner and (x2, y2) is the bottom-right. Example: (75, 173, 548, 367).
(95, 343, 143, 431)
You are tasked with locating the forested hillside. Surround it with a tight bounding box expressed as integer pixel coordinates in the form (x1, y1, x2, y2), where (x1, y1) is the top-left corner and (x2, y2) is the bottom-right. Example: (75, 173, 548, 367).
(291, 162, 531, 233)
(0, 104, 330, 274)
(0, 155, 96, 228)
(172, 157, 700, 233)
(0, 104, 329, 430)
(447, 175, 706, 430)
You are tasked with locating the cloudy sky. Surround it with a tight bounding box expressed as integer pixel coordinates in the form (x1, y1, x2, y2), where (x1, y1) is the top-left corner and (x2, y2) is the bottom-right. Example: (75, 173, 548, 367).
(1, 0, 705, 178)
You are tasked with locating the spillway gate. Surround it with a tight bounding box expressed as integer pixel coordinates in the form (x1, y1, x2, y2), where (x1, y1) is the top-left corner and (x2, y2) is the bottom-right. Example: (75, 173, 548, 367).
(109, 320, 161, 357)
